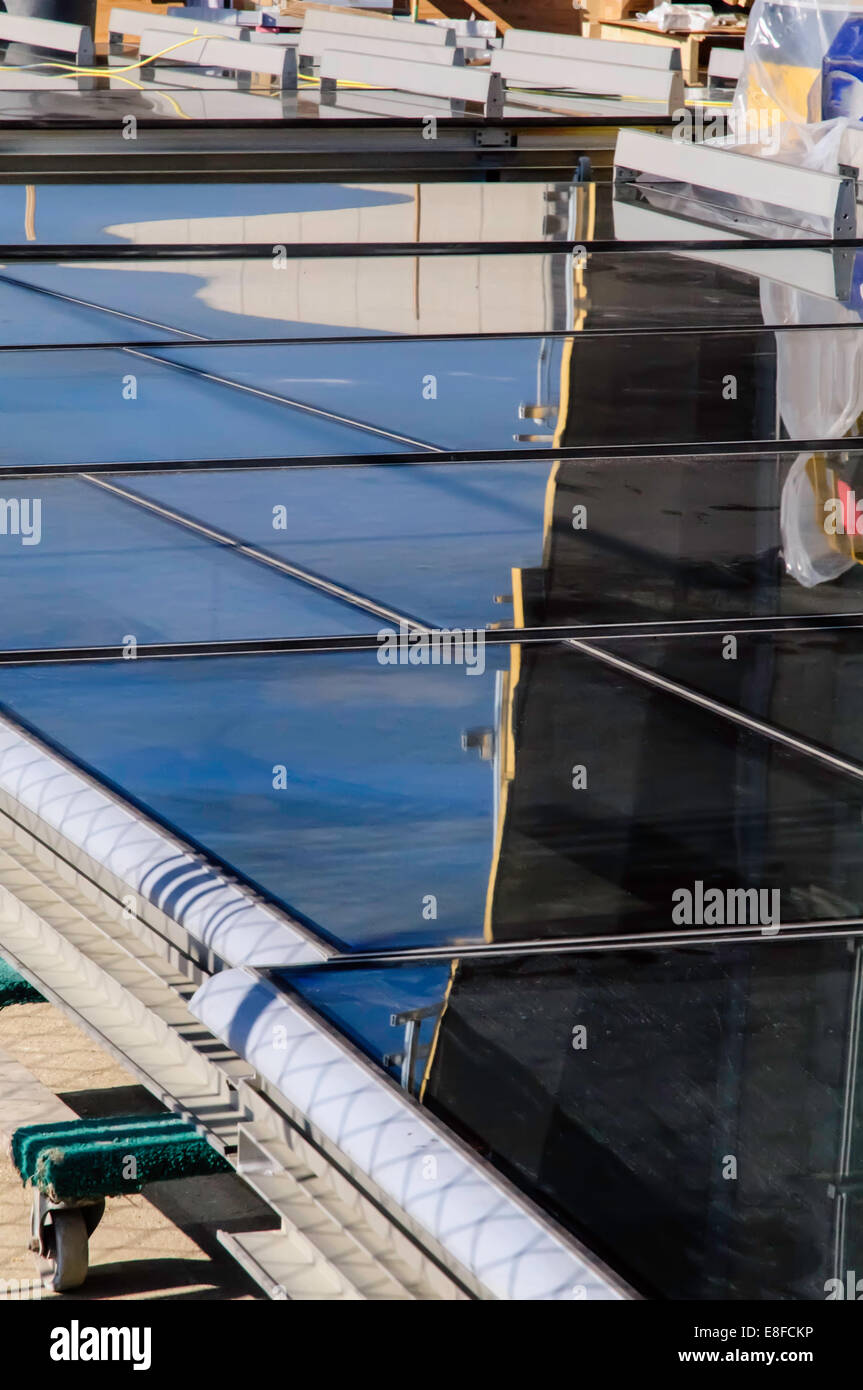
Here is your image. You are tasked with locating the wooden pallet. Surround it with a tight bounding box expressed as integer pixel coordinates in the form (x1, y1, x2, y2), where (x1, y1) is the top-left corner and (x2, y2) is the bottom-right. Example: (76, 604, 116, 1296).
(597, 17, 747, 85)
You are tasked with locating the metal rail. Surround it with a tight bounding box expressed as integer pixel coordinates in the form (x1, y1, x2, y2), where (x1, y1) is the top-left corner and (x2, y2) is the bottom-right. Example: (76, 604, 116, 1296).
(0, 805, 468, 1299)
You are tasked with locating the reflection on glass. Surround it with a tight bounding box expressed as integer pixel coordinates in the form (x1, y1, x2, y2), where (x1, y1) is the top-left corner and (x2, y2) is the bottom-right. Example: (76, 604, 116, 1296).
(272, 937, 863, 1300)
(422, 938, 862, 1299)
(4, 326, 863, 462)
(3, 630, 863, 952)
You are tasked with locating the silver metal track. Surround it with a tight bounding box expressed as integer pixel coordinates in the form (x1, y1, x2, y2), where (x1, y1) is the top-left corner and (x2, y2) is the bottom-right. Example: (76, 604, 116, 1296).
(0, 805, 469, 1299)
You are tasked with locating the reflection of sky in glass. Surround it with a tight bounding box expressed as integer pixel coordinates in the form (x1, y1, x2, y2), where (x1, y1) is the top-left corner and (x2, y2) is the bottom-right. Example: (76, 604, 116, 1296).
(0, 338, 559, 462)
(128, 463, 551, 629)
(0, 182, 407, 344)
(0, 476, 385, 647)
(277, 963, 452, 1084)
(0, 182, 412, 243)
(0, 652, 505, 949)
(0, 346, 405, 465)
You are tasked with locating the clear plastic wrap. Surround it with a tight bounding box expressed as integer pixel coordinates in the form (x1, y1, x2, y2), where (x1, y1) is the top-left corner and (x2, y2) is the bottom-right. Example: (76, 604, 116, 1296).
(720, 5, 863, 583)
(728, 1, 863, 172)
(731, 0, 857, 129)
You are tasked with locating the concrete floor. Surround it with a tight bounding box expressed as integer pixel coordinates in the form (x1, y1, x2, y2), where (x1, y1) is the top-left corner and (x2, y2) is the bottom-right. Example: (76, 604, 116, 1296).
(0, 1001, 271, 1301)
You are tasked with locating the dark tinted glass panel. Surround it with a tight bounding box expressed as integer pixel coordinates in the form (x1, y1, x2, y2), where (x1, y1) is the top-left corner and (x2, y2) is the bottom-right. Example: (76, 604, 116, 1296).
(267, 940, 863, 1301)
(0, 639, 861, 951)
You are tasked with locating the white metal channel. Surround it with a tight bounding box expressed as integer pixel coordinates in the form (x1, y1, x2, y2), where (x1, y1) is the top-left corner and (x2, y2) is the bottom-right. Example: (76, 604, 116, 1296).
(0, 835, 242, 1150)
(299, 10, 454, 57)
(493, 51, 684, 114)
(319, 51, 500, 113)
(192, 969, 632, 1302)
(0, 824, 466, 1298)
(0, 13, 93, 63)
(502, 27, 681, 70)
(138, 30, 297, 86)
(232, 1085, 467, 1299)
(107, 7, 247, 44)
(0, 713, 330, 971)
(615, 129, 857, 235)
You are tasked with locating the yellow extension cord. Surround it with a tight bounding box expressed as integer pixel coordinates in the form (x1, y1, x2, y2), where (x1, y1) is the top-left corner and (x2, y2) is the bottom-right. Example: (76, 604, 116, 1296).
(2, 31, 728, 123)
(3, 31, 371, 103)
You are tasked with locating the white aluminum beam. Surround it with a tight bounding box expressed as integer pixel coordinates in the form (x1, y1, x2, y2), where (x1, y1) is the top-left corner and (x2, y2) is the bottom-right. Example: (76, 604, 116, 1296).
(138, 29, 296, 87)
(313, 33, 461, 67)
(395, 17, 492, 52)
(299, 9, 453, 59)
(707, 47, 744, 83)
(319, 49, 502, 116)
(0, 12, 93, 65)
(615, 128, 857, 236)
(492, 50, 684, 114)
(193, 969, 633, 1302)
(503, 26, 681, 71)
(108, 7, 246, 45)
(234, 1089, 466, 1299)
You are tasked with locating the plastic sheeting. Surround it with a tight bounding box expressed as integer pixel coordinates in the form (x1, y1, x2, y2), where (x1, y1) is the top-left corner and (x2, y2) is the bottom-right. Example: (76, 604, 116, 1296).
(721, 2, 863, 582)
(730, 1, 863, 169)
(733, 0, 859, 128)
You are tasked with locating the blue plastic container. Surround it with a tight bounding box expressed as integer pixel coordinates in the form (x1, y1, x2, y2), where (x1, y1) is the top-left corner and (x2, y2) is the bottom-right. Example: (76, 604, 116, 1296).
(823, 16, 863, 120)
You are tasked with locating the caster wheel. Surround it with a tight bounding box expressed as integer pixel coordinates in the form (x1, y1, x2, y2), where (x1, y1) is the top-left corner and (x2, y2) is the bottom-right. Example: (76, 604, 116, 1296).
(36, 1208, 89, 1292)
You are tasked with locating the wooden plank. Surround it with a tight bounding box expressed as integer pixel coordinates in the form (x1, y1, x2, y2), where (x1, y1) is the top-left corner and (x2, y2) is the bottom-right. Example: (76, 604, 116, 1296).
(599, 17, 747, 84)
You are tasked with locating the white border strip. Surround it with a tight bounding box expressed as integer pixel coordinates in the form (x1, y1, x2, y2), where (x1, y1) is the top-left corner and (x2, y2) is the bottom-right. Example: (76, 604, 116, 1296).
(615, 128, 854, 230)
(0, 713, 329, 969)
(191, 967, 628, 1301)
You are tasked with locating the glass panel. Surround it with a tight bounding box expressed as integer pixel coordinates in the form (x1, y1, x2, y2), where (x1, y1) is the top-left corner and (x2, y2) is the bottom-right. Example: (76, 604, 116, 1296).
(604, 626, 863, 771)
(17, 446, 863, 655)
(269, 941, 863, 1300)
(418, 938, 862, 1300)
(0, 181, 577, 247)
(0, 328, 812, 462)
(0, 652, 505, 950)
(2, 641, 863, 951)
(110, 448, 863, 635)
(120, 462, 553, 633)
(6, 38, 863, 1311)
(4, 241, 861, 347)
(0, 476, 378, 649)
